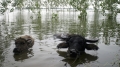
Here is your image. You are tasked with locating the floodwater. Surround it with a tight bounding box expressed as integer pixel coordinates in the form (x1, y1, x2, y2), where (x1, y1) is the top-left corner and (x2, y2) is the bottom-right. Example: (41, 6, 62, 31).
(0, 9, 120, 67)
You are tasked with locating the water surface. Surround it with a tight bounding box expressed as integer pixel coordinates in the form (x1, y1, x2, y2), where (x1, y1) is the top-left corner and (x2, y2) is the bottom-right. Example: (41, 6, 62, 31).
(0, 9, 120, 67)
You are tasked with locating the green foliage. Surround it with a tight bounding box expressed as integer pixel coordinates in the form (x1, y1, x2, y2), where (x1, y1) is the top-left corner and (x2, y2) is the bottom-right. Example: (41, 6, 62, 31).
(0, 0, 10, 14)
(10, 8, 14, 12)
(69, 0, 88, 18)
(0, 0, 28, 14)
(70, 0, 89, 10)
(12, 0, 24, 9)
(100, 0, 119, 19)
(100, 0, 118, 11)
(0, 0, 120, 19)
(1, 1, 8, 8)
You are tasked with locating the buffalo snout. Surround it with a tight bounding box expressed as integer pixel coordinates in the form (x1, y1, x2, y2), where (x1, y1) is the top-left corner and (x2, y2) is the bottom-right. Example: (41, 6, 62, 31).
(68, 49, 78, 57)
(13, 48, 21, 54)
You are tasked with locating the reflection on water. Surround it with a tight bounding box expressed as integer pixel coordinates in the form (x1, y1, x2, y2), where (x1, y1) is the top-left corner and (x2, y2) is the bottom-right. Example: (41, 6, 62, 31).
(57, 51, 98, 67)
(13, 49, 34, 61)
(0, 9, 120, 67)
(116, 38, 120, 45)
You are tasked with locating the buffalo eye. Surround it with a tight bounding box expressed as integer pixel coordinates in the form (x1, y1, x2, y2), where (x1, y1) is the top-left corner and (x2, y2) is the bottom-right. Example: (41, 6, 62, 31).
(20, 42, 25, 45)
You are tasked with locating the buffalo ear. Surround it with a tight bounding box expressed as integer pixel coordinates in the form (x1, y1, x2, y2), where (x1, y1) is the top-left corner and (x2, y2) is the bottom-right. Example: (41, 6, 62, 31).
(14, 37, 21, 42)
(85, 44, 99, 50)
(14, 37, 20, 41)
(57, 42, 69, 49)
(26, 39, 32, 44)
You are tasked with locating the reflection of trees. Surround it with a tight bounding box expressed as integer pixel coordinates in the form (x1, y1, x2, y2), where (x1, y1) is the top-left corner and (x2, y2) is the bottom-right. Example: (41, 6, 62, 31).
(88, 11, 119, 45)
(31, 11, 42, 40)
(31, 12, 59, 40)
(13, 49, 34, 61)
(0, 20, 11, 66)
(116, 38, 120, 46)
(14, 11, 24, 35)
(116, 24, 120, 46)
(0, 9, 32, 66)
(42, 13, 59, 34)
(102, 19, 118, 45)
(68, 17, 87, 36)
(88, 10, 100, 38)
(57, 51, 98, 67)
(0, 18, 15, 67)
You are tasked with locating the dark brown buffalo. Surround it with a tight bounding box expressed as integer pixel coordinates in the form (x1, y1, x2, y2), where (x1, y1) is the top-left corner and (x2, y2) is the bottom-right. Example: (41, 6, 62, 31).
(54, 34, 99, 57)
(13, 35, 34, 54)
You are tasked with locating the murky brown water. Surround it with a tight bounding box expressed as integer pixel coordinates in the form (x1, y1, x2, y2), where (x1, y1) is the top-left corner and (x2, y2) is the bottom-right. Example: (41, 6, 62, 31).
(0, 9, 120, 67)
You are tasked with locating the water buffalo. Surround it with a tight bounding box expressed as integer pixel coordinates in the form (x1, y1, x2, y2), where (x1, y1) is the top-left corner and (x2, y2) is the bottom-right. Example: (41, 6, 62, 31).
(13, 35, 34, 54)
(54, 34, 99, 57)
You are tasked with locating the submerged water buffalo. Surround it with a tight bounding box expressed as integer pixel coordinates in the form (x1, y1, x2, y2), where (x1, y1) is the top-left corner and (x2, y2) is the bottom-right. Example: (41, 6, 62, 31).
(13, 35, 34, 54)
(54, 34, 99, 57)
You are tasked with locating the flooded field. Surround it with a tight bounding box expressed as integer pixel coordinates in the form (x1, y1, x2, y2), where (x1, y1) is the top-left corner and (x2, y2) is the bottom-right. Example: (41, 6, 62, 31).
(0, 9, 120, 67)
